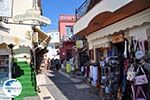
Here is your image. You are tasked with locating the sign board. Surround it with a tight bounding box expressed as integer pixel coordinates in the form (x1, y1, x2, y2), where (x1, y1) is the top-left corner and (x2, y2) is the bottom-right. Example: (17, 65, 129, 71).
(112, 34, 124, 43)
(3, 79, 22, 98)
(0, 0, 13, 17)
(76, 40, 83, 48)
(13, 9, 51, 25)
(32, 32, 38, 42)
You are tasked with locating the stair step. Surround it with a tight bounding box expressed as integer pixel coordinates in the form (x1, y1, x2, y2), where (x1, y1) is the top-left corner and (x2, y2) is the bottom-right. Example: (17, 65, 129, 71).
(17, 59, 27, 62)
(17, 74, 31, 79)
(14, 98, 24, 100)
(17, 77, 34, 83)
(17, 65, 31, 69)
(14, 60, 37, 100)
(18, 90, 37, 97)
(16, 61, 27, 65)
(22, 86, 35, 91)
(21, 80, 32, 86)
(17, 63, 30, 66)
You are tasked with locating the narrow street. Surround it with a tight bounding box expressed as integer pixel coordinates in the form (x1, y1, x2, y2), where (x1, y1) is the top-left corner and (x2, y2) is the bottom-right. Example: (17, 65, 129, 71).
(0, 0, 150, 100)
(44, 69, 102, 100)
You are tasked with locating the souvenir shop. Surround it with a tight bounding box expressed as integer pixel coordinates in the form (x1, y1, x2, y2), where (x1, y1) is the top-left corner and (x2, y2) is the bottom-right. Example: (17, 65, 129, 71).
(96, 32, 150, 100)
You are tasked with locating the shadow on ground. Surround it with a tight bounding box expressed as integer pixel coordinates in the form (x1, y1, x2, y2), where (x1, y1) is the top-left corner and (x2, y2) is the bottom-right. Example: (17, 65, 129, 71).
(47, 69, 102, 100)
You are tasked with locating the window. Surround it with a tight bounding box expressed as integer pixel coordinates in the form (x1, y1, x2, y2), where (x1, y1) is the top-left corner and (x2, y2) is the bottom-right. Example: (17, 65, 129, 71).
(65, 26, 73, 38)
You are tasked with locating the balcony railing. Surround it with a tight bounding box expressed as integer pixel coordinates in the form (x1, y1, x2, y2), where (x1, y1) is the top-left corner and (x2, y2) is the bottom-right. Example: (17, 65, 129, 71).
(75, 0, 102, 21)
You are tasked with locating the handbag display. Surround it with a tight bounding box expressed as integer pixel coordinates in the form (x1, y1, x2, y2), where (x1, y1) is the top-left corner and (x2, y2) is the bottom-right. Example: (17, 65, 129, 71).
(132, 85, 147, 100)
(127, 64, 136, 81)
(134, 66, 148, 85)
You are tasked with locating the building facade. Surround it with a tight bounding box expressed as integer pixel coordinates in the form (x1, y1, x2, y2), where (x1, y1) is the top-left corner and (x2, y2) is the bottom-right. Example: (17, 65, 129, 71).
(74, 0, 150, 99)
(74, 0, 150, 62)
(47, 30, 60, 59)
(58, 15, 76, 62)
(0, 0, 50, 99)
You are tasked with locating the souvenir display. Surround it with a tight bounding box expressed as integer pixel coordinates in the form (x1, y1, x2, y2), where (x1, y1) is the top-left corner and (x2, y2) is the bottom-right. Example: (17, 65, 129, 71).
(98, 38, 150, 100)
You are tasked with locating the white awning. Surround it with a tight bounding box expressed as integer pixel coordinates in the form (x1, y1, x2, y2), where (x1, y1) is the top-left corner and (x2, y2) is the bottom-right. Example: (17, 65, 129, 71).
(0, 30, 32, 47)
(88, 9, 150, 41)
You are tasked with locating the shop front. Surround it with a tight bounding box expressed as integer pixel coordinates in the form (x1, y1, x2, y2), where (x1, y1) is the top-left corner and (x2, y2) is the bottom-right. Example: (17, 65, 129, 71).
(88, 22, 150, 99)
(0, 29, 31, 99)
(83, 7, 150, 100)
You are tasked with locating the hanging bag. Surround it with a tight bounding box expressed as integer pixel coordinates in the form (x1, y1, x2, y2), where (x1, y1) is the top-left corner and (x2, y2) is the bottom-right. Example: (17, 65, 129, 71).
(127, 64, 136, 81)
(134, 66, 148, 85)
(132, 85, 147, 100)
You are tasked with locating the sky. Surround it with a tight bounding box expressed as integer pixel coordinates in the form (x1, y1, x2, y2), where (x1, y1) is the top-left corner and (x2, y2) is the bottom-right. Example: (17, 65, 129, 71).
(41, 0, 84, 32)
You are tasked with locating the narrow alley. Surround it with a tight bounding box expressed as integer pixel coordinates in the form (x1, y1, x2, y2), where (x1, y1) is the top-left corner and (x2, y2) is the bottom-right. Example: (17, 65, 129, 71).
(38, 69, 102, 100)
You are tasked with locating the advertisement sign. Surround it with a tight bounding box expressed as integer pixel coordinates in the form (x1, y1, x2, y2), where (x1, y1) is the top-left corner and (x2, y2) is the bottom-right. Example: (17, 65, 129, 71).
(0, 0, 13, 17)
(32, 32, 38, 43)
(3, 79, 22, 98)
(76, 40, 83, 48)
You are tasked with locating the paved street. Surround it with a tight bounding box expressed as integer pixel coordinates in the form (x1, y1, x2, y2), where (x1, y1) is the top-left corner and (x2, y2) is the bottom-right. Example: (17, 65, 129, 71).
(45, 70, 102, 100)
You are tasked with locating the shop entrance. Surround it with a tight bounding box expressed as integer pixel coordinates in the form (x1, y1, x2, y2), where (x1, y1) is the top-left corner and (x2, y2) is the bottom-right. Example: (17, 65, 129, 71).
(111, 42, 124, 57)
(96, 48, 104, 63)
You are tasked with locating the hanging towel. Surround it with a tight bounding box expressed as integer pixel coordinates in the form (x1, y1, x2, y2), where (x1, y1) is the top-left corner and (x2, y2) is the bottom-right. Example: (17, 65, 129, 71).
(92, 66, 98, 86)
(124, 40, 128, 58)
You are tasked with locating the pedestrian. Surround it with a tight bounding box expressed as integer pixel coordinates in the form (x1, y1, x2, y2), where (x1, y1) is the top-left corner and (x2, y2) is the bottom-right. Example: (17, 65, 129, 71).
(51, 58, 55, 69)
(70, 57, 75, 74)
(81, 65, 85, 76)
(55, 59, 60, 71)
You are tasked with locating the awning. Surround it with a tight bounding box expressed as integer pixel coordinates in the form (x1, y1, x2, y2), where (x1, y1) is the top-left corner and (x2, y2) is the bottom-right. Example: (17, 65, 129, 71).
(88, 8, 150, 41)
(0, 30, 32, 47)
(33, 27, 51, 46)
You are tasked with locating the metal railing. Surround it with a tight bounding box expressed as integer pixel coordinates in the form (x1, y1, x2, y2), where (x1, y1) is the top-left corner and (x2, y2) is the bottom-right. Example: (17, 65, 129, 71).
(75, 0, 102, 21)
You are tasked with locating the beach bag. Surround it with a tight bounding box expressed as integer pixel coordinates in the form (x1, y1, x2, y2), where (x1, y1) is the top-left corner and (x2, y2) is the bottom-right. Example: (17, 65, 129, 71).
(105, 85, 111, 94)
(131, 85, 147, 100)
(134, 66, 148, 85)
(127, 64, 136, 81)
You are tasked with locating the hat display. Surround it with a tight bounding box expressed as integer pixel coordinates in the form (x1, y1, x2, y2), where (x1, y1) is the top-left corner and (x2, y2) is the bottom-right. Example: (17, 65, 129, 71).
(135, 50, 145, 60)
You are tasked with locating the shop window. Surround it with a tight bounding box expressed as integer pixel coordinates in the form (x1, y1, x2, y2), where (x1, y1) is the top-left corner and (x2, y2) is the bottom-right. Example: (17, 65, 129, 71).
(65, 26, 73, 38)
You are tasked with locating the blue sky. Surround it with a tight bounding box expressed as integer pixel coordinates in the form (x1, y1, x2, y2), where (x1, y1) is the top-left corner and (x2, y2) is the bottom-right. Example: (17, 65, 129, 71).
(41, 0, 84, 32)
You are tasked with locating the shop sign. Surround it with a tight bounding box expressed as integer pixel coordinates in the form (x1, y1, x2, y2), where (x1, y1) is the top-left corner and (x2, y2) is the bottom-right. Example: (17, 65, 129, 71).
(0, 0, 13, 17)
(32, 32, 38, 42)
(112, 34, 124, 43)
(3, 79, 22, 98)
(13, 9, 51, 25)
(76, 40, 83, 48)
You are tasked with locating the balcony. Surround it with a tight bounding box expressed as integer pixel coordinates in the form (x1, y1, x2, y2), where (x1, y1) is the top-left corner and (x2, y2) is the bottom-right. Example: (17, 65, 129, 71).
(75, 0, 101, 21)
(74, 0, 133, 35)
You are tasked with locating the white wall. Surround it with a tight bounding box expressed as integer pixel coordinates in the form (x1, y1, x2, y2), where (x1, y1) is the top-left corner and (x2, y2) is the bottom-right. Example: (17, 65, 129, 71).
(74, 0, 132, 34)
(2, 0, 35, 58)
(13, 0, 32, 16)
(47, 31, 60, 43)
(129, 23, 150, 40)
(3, 0, 34, 39)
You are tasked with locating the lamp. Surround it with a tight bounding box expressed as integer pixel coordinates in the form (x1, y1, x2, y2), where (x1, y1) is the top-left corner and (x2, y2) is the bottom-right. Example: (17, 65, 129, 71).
(8, 44, 14, 49)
